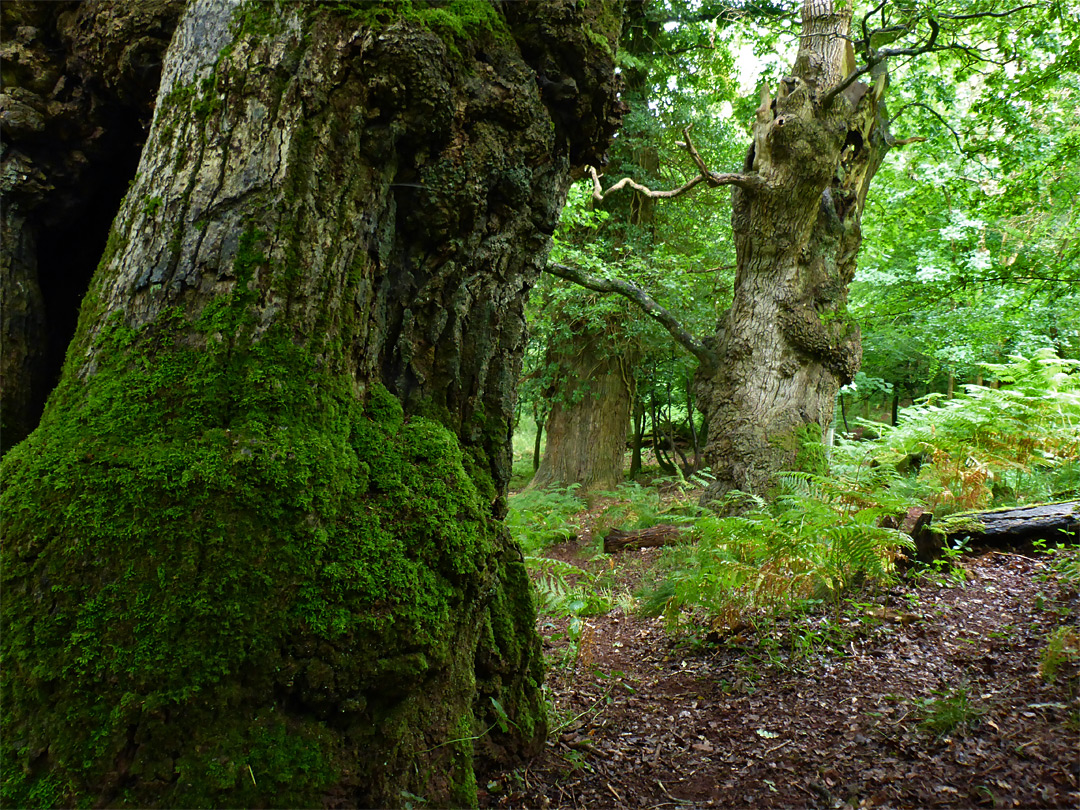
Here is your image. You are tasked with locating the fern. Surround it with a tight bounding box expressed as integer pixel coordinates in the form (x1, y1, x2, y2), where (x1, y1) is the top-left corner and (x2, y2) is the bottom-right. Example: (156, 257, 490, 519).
(505, 485, 586, 554)
(594, 473, 708, 537)
(526, 556, 612, 617)
(641, 474, 915, 631)
(843, 351, 1080, 511)
(641, 353, 1076, 633)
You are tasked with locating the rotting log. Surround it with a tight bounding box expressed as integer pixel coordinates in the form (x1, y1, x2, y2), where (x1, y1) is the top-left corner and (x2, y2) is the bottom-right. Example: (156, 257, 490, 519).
(603, 524, 691, 554)
(910, 501, 1079, 562)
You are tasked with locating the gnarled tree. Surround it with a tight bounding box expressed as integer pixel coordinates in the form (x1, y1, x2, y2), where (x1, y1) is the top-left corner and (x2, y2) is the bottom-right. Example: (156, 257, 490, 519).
(555, 0, 1032, 500)
(0, 1, 622, 807)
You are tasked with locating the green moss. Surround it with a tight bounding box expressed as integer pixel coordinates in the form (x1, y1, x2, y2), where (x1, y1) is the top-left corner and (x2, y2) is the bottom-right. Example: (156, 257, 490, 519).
(141, 196, 163, 218)
(320, 0, 510, 59)
(769, 422, 828, 478)
(0, 228, 543, 807)
(931, 515, 986, 537)
(581, 0, 622, 57)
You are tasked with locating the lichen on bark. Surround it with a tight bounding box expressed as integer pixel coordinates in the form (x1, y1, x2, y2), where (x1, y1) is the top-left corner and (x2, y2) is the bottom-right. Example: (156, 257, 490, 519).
(1, 0, 623, 806)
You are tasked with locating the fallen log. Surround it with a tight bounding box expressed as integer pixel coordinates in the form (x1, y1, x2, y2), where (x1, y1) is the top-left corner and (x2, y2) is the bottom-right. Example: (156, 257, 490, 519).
(911, 500, 1079, 562)
(603, 524, 691, 554)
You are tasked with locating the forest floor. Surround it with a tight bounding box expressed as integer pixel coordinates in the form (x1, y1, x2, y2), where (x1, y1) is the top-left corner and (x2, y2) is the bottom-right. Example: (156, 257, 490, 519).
(480, 513, 1080, 809)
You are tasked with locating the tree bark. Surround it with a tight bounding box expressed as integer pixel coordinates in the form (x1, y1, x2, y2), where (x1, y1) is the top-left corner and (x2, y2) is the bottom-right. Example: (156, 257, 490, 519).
(532, 402, 545, 472)
(0, 2, 623, 807)
(0, 0, 183, 452)
(698, 0, 887, 498)
(528, 322, 635, 492)
(912, 502, 1080, 562)
(687, 376, 702, 470)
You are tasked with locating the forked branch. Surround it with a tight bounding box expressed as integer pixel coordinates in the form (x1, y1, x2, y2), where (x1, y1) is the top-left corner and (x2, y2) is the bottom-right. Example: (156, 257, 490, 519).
(828, 3, 1042, 109)
(589, 125, 766, 203)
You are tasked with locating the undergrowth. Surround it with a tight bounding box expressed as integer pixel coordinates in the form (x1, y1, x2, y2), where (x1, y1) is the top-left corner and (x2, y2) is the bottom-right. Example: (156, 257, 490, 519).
(640, 475, 915, 632)
(512, 354, 1077, 649)
(842, 351, 1080, 513)
(594, 471, 712, 536)
(505, 486, 585, 555)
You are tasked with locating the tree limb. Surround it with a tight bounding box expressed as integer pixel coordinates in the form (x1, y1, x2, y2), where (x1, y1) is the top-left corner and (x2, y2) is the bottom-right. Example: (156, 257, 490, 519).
(546, 263, 717, 370)
(589, 125, 767, 203)
(823, 16, 941, 108)
(829, 3, 1041, 109)
(939, 3, 1042, 21)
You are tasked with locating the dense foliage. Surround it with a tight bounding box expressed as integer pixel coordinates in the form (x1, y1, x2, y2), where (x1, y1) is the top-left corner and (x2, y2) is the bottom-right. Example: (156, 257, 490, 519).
(521, 0, 1080, 477)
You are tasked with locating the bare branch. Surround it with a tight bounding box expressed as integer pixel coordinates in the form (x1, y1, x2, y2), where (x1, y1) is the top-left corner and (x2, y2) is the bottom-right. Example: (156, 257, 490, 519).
(546, 263, 717, 370)
(832, 3, 1039, 109)
(684, 264, 735, 275)
(860, 1, 887, 45)
(889, 135, 926, 146)
(589, 125, 766, 203)
(939, 3, 1041, 21)
(590, 167, 711, 200)
(887, 101, 983, 169)
(819, 57, 879, 109)
(822, 16, 940, 108)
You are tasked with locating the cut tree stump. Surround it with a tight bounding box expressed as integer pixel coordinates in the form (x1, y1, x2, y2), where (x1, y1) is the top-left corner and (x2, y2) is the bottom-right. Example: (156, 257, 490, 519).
(910, 500, 1079, 562)
(603, 524, 690, 554)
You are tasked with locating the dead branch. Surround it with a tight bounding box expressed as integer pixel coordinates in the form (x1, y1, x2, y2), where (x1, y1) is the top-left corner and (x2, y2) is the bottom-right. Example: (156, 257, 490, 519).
(588, 125, 766, 204)
(830, 3, 1041, 109)
(939, 3, 1042, 21)
(823, 17, 940, 108)
(603, 524, 691, 554)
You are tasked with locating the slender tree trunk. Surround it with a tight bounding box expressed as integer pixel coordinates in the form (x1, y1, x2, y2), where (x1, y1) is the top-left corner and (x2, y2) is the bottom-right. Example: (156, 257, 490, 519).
(532, 402, 545, 472)
(649, 390, 677, 475)
(699, 0, 889, 498)
(0, 2, 623, 807)
(629, 396, 645, 478)
(687, 378, 701, 471)
(528, 325, 635, 492)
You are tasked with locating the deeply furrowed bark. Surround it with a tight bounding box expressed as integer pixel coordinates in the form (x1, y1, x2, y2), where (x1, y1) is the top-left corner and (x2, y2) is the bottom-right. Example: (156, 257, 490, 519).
(0, 0, 184, 452)
(0, 1, 622, 807)
(698, 0, 888, 499)
(528, 324, 635, 492)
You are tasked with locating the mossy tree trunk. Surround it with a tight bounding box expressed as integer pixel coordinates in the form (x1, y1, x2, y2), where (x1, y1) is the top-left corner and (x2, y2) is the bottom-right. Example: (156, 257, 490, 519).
(697, 0, 888, 499)
(0, 1, 622, 807)
(0, 0, 183, 453)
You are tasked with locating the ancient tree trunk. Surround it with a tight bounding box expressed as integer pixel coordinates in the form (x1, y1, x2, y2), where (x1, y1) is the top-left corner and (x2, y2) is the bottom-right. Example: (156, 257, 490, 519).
(0, 1, 622, 807)
(698, 0, 887, 498)
(528, 323, 634, 492)
(0, 1, 183, 453)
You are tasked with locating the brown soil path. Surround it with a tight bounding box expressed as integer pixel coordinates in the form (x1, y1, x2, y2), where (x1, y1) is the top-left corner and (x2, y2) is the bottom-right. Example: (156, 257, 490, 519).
(482, 546, 1079, 809)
